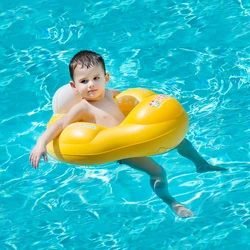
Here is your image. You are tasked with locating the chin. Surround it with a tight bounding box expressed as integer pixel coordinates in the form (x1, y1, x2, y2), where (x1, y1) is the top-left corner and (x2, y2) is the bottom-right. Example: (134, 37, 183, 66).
(87, 93, 104, 101)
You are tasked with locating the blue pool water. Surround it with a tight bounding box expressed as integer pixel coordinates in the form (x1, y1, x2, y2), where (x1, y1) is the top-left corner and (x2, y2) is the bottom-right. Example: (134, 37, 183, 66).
(0, 0, 250, 249)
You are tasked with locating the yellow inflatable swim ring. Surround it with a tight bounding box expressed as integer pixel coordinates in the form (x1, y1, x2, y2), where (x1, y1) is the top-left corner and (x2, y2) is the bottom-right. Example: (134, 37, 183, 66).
(47, 85, 189, 165)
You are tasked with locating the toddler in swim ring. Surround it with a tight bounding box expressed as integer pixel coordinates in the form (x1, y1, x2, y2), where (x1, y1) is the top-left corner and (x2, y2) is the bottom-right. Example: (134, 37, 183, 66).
(30, 50, 226, 218)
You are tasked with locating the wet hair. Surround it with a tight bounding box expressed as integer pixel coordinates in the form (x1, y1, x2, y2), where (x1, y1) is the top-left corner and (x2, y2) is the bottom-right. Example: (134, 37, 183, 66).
(69, 50, 106, 81)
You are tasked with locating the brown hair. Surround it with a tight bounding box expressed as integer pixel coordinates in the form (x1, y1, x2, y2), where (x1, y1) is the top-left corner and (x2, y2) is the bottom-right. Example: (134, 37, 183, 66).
(69, 50, 106, 81)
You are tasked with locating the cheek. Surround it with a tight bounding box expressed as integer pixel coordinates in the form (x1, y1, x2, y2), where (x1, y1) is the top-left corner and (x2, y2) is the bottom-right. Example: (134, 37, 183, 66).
(78, 85, 87, 91)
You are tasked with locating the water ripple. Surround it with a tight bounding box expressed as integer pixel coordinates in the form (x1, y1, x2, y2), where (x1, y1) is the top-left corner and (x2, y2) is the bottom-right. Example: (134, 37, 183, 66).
(0, 0, 250, 249)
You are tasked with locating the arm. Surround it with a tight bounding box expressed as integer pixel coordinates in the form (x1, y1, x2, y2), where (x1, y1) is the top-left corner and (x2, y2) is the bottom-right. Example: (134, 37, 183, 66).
(29, 101, 87, 169)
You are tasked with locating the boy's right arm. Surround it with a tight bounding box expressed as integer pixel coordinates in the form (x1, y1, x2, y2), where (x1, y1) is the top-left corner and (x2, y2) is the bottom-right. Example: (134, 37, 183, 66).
(29, 101, 87, 169)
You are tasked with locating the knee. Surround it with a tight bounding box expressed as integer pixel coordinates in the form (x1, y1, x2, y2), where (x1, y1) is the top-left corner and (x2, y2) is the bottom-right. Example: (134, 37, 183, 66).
(177, 138, 192, 150)
(150, 179, 166, 190)
(149, 167, 167, 183)
(151, 167, 166, 180)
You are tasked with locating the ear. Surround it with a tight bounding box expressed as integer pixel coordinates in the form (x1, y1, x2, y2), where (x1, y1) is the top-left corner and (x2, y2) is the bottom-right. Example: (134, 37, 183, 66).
(70, 81, 77, 91)
(105, 73, 110, 84)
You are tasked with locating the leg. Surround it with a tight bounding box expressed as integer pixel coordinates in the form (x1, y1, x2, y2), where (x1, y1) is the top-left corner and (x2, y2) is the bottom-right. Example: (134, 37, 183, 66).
(176, 138, 227, 173)
(120, 157, 194, 218)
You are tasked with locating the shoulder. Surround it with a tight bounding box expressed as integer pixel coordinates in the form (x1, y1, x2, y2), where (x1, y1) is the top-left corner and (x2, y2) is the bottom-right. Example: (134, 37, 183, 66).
(67, 99, 89, 115)
(74, 99, 89, 110)
(60, 100, 89, 126)
(106, 88, 121, 98)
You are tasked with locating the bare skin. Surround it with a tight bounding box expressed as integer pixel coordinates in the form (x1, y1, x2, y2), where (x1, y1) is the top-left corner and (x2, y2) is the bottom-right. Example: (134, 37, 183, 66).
(121, 139, 227, 218)
(30, 64, 125, 169)
(176, 139, 227, 173)
(120, 157, 194, 218)
(30, 56, 226, 218)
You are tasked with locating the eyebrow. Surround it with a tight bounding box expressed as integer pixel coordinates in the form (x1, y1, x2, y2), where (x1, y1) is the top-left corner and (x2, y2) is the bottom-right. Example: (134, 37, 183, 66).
(78, 77, 87, 82)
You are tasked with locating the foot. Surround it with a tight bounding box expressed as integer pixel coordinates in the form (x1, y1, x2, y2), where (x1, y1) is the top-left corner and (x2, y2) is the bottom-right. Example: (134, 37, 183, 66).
(196, 163, 227, 173)
(170, 202, 194, 218)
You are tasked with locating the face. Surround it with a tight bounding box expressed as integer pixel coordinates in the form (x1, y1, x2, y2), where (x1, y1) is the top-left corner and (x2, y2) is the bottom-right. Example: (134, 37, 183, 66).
(70, 63, 110, 101)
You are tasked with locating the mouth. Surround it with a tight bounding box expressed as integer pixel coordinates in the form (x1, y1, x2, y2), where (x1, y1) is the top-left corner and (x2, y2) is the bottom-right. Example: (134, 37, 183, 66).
(88, 89, 98, 93)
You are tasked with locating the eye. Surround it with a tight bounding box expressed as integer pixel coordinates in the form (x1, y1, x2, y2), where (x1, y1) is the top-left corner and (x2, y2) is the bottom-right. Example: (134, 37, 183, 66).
(93, 76, 100, 80)
(80, 79, 88, 84)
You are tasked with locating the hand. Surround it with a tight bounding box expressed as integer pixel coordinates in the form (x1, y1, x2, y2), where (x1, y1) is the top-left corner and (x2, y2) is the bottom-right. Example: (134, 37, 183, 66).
(29, 143, 48, 169)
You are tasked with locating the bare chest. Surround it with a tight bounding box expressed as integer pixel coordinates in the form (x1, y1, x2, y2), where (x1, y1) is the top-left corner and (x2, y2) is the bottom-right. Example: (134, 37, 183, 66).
(87, 98, 125, 127)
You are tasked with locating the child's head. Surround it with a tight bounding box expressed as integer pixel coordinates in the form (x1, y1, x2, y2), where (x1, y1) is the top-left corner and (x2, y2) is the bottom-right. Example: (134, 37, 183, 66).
(69, 50, 106, 82)
(69, 50, 110, 101)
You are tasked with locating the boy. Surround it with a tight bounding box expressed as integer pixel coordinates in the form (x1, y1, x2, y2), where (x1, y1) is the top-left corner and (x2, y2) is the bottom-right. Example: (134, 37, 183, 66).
(30, 50, 226, 218)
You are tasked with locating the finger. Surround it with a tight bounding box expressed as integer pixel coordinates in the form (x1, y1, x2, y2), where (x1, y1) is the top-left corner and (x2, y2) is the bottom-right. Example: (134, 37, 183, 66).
(32, 156, 37, 169)
(29, 153, 33, 162)
(31, 155, 37, 168)
(32, 156, 38, 169)
(30, 155, 34, 167)
(36, 155, 41, 169)
(44, 153, 48, 162)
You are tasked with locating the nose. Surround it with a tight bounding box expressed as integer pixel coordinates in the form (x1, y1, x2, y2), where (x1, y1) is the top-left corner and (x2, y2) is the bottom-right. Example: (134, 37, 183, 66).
(88, 81, 95, 88)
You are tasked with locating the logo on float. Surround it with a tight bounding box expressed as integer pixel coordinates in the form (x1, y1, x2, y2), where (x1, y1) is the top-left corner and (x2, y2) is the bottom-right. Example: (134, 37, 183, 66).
(149, 95, 171, 108)
(70, 123, 98, 130)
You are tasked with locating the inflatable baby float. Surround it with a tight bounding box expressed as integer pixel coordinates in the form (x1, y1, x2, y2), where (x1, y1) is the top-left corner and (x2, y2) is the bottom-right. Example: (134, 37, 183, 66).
(47, 85, 189, 165)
